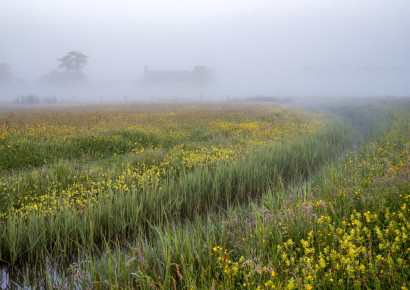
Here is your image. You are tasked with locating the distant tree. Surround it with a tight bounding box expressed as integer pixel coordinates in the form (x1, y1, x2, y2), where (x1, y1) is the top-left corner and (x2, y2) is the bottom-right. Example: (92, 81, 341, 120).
(57, 51, 88, 73)
(16, 94, 40, 105)
(0, 62, 12, 85)
(43, 96, 58, 104)
(41, 51, 89, 85)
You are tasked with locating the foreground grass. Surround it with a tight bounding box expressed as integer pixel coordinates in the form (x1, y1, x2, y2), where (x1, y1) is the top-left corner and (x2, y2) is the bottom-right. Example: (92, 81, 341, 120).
(69, 105, 409, 289)
(1, 104, 343, 268)
(0, 105, 319, 219)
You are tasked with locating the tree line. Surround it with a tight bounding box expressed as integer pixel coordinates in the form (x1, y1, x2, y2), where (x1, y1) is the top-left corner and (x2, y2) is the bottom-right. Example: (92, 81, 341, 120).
(0, 51, 89, 86)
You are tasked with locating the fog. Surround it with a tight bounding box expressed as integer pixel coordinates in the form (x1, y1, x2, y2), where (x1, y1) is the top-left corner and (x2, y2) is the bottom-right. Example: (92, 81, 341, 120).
(1, 0, 410, 103)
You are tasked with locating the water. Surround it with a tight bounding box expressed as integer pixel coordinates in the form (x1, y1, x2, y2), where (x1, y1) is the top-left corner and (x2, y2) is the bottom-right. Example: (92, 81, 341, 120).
(0, 256, 78, 289)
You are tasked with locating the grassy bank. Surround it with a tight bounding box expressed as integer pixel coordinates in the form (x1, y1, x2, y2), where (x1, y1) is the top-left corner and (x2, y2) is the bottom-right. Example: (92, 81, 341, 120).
(3, 100, 407, 288)
(67, 102, 409, 289)
(0, 118, 350, 267)
(0, 104, 339, 267)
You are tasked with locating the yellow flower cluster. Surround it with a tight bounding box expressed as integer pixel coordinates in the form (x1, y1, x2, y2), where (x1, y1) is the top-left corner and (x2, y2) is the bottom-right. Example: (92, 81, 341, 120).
(211, 117, 409, 289)
(0, 105, 323, 221)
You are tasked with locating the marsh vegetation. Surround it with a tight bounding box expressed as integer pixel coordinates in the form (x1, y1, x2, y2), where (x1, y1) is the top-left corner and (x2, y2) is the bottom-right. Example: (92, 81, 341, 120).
(0, 99, 408, 289)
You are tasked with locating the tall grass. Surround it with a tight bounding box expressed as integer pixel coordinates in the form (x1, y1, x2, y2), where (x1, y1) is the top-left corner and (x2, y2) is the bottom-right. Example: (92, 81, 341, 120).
(69, 102, 409, 289)
(3, 99, 406, 288)
(0, 115, 351, 267)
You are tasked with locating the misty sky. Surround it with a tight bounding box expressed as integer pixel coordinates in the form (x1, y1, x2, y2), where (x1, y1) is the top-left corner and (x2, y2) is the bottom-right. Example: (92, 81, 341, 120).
(1, 0, 410, 97)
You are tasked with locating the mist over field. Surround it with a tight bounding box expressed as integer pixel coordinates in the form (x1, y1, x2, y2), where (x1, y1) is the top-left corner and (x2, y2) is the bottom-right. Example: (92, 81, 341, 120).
(1, 2, 410, 287)
(1, 0, 410, 103)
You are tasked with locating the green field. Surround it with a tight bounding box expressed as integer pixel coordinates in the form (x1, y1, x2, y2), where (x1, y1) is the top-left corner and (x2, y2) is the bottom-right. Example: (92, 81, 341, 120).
(0, 99, 409, 289)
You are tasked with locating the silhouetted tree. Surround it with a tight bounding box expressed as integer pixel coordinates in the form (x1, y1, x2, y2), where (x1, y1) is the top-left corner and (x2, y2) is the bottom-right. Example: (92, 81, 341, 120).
(43, 96, 58, 104)
(16, 94, 40, 104)
(41, 51, 89, 85)
(57, 51, 88, 73)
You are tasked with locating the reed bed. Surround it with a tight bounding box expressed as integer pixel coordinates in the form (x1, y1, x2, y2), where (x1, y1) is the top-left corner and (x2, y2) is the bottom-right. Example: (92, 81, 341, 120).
(0, 104, 327, 266)
(66, 101, 409, 289)
(71, 99, 410, 289)
(2, 99, 408, 288)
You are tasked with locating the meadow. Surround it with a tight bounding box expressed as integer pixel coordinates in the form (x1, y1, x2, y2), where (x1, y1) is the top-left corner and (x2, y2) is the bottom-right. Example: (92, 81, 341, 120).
(0, 104, 320, 219)
(0, 99, 408, 289)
